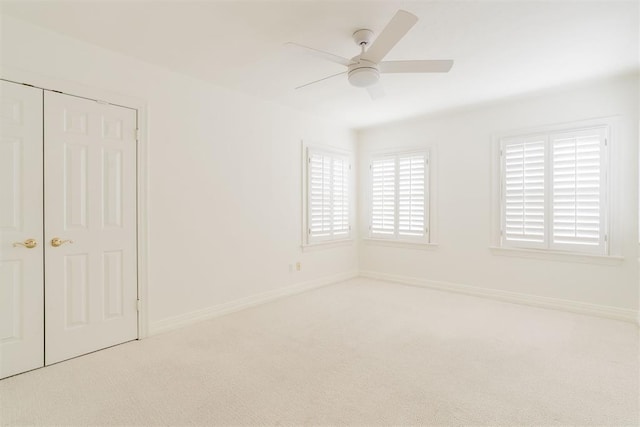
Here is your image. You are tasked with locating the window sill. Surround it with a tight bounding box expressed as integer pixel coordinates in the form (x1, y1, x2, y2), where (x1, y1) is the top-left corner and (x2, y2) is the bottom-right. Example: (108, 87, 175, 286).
(363, 238, 439, 250)
(489, 246, 624, 265)
(301, 239, 354, 252)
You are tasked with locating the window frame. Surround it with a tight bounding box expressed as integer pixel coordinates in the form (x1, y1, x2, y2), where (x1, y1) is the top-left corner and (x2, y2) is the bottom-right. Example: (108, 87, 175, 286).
(369, 149, 430, 244)
(497, 121, 611, 256)
(302, 144, 353, 247)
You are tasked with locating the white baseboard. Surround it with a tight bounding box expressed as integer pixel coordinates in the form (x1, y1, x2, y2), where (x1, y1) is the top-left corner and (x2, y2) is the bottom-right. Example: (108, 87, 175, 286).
(149, 269, 638, 335)
(149, 270, 359, 335)
(360, 270, 639, 325)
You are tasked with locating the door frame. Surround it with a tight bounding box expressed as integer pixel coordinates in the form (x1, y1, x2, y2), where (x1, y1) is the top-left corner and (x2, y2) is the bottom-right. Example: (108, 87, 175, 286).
(0, 67, 150, 339)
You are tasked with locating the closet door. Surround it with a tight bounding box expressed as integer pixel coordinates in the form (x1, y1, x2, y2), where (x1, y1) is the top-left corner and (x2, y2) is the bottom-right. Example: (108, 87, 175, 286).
(44, 92, 138, 365)
(0, 81, 44, 379)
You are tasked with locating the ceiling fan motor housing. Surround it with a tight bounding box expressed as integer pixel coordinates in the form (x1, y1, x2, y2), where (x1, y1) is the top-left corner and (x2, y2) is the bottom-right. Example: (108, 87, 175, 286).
(348, 59, 379, 87)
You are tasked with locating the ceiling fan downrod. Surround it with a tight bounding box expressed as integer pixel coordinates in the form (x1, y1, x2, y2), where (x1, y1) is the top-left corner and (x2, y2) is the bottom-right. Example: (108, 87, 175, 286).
(348, 29, 379, 88)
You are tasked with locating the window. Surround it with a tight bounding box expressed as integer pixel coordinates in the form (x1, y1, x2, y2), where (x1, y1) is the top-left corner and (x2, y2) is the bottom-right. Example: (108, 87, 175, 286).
(370, 151, 429, 242)
(305, 147, 350, 244)
(500, 125, 608, 255)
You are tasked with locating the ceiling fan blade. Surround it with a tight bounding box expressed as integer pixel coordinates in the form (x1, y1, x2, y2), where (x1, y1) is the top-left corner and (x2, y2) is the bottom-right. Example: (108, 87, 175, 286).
(366, 84, 385, 100)
(361, 10, 418, 64)
(285, 42, 352, 67)
(380, 60, 454, 73)
(295, 71, 347, 90)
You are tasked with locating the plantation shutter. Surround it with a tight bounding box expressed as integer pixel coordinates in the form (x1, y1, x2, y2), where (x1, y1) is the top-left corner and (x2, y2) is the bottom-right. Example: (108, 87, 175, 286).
(398, 153, 427, 240)
(332, 157, 349, 236)
(370, 157, 396, 236)
(307, 148, 350, 243)
(308, 152, 331, 239)
(502, 138, 546, 247)
(371, 151, 429, 241)
(550, 128, 606, 252)
(500, 125, 608, 255)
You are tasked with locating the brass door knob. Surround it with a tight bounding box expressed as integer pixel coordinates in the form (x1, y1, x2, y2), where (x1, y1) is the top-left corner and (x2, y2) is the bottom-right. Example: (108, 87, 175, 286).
(13, 239, 38, 249)
(51, 237, 73, 247)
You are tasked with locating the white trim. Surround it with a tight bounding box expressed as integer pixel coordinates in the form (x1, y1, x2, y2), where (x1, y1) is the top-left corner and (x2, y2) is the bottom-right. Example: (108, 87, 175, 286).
(360, 270, 639, 325)
(0, 66, 151, 339)
(149, 270, 359, 335)
(489, 246, 624, 265)
(367, 146, 432, 157)
(301, 239, 354, 252)
(493, 116, 620, 141)
(0, 65, 147, 112)
(136, 106, 150, 338)
(363, 238, 439, 250)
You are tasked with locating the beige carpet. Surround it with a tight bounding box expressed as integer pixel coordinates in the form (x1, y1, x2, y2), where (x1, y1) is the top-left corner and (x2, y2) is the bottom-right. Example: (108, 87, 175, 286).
(0, 278, 638, 426)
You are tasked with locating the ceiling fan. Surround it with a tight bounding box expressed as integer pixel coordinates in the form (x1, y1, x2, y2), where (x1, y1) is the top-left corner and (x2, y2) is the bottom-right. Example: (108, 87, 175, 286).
(286, 9, 454, 99)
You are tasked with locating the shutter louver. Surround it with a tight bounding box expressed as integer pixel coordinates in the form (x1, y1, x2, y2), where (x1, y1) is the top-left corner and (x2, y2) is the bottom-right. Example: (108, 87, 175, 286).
(398, 154, 426, 238)
(503, 139, 545, 244)
(307, 148, 350, 243)
(551, 129, 604, 249)
(371, 157, 396, 236)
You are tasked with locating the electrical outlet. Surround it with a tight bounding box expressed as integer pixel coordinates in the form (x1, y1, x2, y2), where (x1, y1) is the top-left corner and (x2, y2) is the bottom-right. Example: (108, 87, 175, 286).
(295, 262, 301, 271)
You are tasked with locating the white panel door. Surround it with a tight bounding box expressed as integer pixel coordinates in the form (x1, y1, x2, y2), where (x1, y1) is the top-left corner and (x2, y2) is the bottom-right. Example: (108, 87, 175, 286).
(0, 81, 44, 379)
(44, 92, 137, 365)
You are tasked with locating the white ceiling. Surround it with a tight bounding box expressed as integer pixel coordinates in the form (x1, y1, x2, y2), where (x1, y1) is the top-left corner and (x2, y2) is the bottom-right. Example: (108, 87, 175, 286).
(1, 1, 638, 129)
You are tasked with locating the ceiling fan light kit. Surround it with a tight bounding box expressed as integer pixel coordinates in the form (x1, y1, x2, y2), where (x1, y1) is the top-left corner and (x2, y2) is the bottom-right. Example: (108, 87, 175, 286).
(287, 9, 454, 99)
(348, 63, 380, 87)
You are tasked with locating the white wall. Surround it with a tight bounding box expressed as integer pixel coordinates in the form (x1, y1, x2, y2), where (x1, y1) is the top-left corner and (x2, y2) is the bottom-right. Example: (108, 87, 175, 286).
(0, 15, 358, 331)
(358, 74, 639, 311)
(2, 13, 637, 328)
